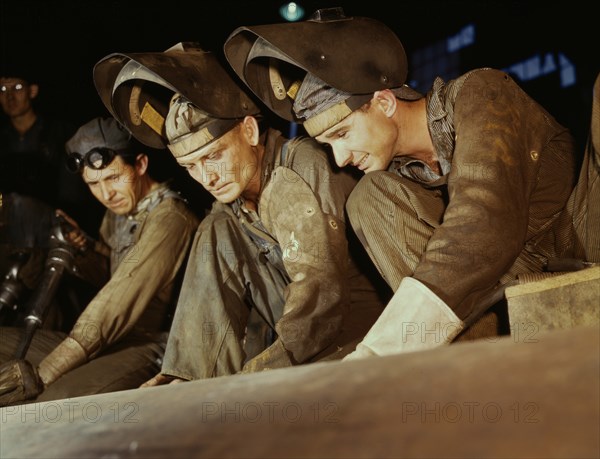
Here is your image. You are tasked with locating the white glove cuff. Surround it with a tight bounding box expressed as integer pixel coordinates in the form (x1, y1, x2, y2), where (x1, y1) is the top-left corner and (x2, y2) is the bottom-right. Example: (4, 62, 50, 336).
(345, 277, 465, 358)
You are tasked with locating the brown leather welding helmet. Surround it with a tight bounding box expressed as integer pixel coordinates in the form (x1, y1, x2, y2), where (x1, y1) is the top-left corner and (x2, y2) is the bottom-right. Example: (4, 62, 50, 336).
(93, 43, 260, 149)
(224, 8, 419, 124)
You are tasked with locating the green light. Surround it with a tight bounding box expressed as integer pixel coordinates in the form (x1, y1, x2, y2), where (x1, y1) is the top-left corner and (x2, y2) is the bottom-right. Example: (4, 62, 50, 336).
(279, 2, 305, 21)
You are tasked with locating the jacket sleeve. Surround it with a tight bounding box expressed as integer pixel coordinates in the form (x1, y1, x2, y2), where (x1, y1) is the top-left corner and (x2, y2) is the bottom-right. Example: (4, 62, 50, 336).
(258, 143, 354, 364)
(413, 69, 573, 321)
(37, 201, 197, 384)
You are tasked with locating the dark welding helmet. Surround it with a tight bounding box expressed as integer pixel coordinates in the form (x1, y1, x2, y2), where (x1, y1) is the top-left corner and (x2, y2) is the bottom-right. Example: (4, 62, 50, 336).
(224, 8, 422, 136)
(93, 42, 261, 149)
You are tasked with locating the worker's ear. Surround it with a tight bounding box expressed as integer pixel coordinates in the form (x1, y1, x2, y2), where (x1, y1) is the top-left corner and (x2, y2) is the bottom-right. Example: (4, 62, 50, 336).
(29, 83, 39, 99)
(135, 153, 149, 176)
(373, 89, 397, 118)
(241, 116, 260, 147)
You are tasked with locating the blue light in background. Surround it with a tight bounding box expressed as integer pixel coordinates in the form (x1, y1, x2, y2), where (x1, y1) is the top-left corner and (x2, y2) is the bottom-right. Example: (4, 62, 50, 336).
(503, 52, 576, 88)
(447, 24, 475, 53)
(410, 21, 577, 92)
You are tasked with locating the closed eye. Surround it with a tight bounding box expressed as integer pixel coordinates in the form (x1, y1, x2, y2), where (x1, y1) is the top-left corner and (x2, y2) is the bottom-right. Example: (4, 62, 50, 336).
(206, 150, 222, 161)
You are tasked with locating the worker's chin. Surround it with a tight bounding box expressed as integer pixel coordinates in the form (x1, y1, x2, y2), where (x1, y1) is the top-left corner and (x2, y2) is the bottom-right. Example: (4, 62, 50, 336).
(211, 183, 241, 204)
(107, 201, 132, 214)
(363, 163, 387, 174)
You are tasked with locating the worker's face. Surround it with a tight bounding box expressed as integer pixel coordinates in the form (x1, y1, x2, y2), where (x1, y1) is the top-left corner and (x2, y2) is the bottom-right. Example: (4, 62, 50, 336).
(315, 97, 397, 173)
(82, 154, 147, 215)
(0, 77, 38, 118)
(176, 118, 262, 204)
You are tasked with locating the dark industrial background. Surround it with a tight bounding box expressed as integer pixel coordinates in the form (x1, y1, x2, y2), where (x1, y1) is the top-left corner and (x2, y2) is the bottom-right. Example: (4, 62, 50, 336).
(1, 0, 598, 154)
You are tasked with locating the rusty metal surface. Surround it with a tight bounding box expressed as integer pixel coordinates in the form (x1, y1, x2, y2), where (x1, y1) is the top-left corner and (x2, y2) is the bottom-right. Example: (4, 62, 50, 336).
(1, 325, 598, 459)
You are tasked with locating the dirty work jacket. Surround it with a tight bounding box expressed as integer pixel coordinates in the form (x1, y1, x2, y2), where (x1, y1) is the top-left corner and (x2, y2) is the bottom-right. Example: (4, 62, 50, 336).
(254, 129, 385, 365)
(556, 71, 600, 263)
(36, 183, 199, 383)
(389, 68, 577, 323)
(162, 128, 386, 379)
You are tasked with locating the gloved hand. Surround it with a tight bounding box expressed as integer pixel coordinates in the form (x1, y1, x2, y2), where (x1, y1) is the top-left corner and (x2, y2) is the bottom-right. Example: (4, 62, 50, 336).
(0, 359, 43, 407)
(343, 277, 465, 360)
(241, 339, 296, 374)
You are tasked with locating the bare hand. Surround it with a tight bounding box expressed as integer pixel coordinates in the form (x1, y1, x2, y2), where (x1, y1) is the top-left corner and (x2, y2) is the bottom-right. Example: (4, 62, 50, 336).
(139, 373, 186, 388)
(55, 209, 87, 250)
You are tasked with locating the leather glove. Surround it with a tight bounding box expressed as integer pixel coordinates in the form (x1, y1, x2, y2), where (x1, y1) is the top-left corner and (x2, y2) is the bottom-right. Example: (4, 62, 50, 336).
(241, 339, 296, 374)
(343, 277, 465, 360)
(0, 359, 43, 407)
